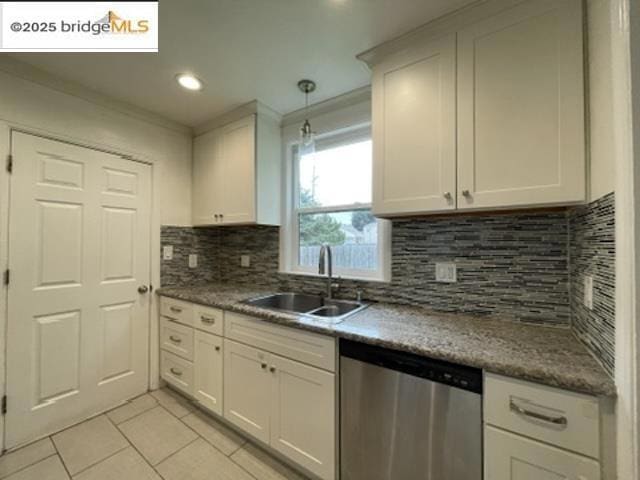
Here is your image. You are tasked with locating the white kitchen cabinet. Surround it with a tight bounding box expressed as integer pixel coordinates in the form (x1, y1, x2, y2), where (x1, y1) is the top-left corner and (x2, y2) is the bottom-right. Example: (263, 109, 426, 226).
(223, 339, 272, 443)
(367, 0, 586, 216)
(457, 0, 585, 210)
(371, 33, 456, 216)
(485, 426, 601, 480)
(192, 107, 281, 226)
(193, 330, 223, 416)
(270, 354, 335, 480)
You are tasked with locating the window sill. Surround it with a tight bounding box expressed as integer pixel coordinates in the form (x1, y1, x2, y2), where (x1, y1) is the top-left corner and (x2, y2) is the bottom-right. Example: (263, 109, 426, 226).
(278, 269, 390, 284)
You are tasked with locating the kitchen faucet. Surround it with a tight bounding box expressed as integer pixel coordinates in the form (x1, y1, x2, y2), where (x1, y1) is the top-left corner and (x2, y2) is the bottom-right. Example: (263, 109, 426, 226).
(318, 244, 336, 299)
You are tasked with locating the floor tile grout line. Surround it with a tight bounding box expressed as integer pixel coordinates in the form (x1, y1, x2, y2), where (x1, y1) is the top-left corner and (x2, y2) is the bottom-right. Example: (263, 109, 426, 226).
(107, 398, 160, 427)
(0, 452, 59, 480)
(107, 403, 200, 474)
(49, 435, 73, 479)
(68, 444, 130, 478)
(151, 436, 201, 470)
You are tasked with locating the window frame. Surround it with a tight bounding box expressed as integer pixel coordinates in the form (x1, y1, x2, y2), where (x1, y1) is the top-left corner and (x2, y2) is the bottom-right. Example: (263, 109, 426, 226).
(280, 124, 391, 282)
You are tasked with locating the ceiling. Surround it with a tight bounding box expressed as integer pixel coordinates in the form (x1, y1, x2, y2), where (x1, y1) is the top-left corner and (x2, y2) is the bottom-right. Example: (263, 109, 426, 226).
(11, 0, 476, 128)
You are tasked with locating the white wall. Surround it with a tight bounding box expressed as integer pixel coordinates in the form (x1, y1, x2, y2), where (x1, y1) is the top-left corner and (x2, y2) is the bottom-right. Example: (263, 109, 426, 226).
(0, 68, 193, 225)
(588, 0, 617, 201)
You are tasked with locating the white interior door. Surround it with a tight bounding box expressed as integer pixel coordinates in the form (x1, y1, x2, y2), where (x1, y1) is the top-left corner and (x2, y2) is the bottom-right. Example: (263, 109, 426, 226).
(6, 132, 151, 448)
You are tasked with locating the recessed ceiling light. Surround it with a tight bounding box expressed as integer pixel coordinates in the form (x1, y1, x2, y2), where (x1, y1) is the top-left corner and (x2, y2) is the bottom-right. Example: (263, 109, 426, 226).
(176, 73, 203, 91)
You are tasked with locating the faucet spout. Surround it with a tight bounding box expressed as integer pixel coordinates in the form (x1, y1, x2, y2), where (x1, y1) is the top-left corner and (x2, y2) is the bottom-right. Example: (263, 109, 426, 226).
(318, 244, 334, 299)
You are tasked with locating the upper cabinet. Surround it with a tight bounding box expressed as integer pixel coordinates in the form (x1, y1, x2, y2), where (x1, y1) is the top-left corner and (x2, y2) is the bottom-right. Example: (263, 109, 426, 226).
(192, 106, 281, 226)
(366, 0, 586, 217)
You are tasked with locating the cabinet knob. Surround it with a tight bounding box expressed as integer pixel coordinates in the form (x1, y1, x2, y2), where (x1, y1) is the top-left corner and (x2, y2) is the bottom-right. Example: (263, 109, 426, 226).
(270, 366, 276, 373)
(261, 363, 267, 369)
(215, 346, 221, 352)
(443, 192, 452, 199)
(462, 190, 471, 197)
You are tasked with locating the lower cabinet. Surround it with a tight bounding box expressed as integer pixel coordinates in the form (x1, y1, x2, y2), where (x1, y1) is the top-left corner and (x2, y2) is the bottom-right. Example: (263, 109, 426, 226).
(223, 340, 272, 443)
(485, 426, 601, 480)
(224, 339, 336, 480)
(193, 330, 223, 416)
(159, 298, 337, 480)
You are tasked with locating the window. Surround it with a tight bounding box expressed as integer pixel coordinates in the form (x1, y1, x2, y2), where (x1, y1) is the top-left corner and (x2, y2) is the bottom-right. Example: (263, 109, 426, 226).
(283, 126, 390, 281)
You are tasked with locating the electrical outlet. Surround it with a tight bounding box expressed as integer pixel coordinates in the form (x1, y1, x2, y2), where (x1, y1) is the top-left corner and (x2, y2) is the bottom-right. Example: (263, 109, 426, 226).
(584, 276, 593, 310)
(435, 262, 457, 283)
(188, 254, 198, 269)
(163, 245, 173, 260)
(240, 255, 251, 267)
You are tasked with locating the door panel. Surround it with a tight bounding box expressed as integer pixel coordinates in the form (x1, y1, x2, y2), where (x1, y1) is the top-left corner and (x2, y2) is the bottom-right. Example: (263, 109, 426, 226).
(6, 132, 151, 448)
(220, 116, 256, 224)
(34, 310, 81, 404)
(270, 354, 335, 480)
(372, 33, 456, 216)
(194, 330, 223, 415)
(223, 339, 271, 443)
(485, 426, 600, 480)
(457, 0, 585, 209)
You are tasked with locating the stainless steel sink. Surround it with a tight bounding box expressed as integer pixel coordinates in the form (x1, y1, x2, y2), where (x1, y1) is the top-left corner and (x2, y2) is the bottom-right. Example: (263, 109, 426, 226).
(243, 293, 368, 323)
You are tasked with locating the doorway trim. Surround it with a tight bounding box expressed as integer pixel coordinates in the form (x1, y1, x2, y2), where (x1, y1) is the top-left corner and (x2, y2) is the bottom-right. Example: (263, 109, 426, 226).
(0, 120, 162, 452)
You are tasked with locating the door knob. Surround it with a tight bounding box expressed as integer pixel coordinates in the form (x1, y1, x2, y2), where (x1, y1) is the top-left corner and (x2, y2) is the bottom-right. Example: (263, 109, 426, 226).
(138, 285, 149, 294)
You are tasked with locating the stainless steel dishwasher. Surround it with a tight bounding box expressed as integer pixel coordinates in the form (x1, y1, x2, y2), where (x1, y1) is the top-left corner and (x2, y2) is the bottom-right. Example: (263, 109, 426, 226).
(340, 339, 483, 480)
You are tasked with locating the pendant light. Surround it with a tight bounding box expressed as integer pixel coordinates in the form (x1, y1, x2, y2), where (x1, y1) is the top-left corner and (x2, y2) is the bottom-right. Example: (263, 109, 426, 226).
(298, 79, 316, 156)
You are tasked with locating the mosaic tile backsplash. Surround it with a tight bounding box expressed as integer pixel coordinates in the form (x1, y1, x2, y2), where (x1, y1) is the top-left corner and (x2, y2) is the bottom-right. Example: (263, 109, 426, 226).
(162, 209, 572, 326)
(569, 193, 615, 377)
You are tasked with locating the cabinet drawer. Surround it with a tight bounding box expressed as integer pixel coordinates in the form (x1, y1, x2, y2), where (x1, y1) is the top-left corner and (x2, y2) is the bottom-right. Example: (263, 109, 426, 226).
(225, 312, 335, 371)
(161, 350, 194, 396)
(484, 373, 600, 458)
(485, 426, 600, 480)
(193, 304, 224, 336)
(160, 297, 193, 326)
(160, 318, 194, 361)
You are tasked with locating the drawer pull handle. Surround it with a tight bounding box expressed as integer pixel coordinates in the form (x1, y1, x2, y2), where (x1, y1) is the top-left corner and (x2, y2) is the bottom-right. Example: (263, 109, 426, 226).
(200, 316, 216, 324)
(170, 306, 183, 313)
(169, 335, 182, 344)
(170, 367, 183, 376)
(509, 400, 567, 426)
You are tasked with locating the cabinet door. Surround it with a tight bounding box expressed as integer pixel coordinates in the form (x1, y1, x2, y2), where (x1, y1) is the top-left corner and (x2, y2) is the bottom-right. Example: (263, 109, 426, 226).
(194, 331, 223, 416)
(457, 0, 585, 210)
(220, 115, 256, 224)
(485, 426, 600, 480)
(223, 339, 271, 443)
(270, 354, 335, 480)
(192, 129, 223, 225)
(372, 33, 456, 216)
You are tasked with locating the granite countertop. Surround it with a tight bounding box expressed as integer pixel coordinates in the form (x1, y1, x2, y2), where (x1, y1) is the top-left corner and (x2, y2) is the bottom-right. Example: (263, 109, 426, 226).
(156, 283, 616, 397)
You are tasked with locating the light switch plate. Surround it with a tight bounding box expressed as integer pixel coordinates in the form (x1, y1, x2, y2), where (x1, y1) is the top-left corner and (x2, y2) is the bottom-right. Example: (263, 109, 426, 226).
(163, 245, 173, 260)
(188, 254, 198, 269)
(240, 255, 250, 267)
(584, 275, 593, 310)
(435, 262, 457, 283)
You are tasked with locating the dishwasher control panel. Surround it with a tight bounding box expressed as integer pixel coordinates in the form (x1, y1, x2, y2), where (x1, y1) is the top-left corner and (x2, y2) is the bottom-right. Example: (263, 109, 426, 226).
(340, 338, 483, 394)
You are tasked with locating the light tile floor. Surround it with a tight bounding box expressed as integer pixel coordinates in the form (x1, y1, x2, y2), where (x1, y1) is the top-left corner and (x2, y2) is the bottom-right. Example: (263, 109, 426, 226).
(0, 389, 309, 480)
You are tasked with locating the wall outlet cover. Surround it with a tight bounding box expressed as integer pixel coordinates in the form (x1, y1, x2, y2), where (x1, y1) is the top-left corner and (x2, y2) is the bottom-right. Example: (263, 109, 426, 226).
(584, 275, 594, 310)
(435, 262, 457, 283)
(163, 245, 173, 260)
(240, 255, 251, 267)
(188, 254, 198, 269)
